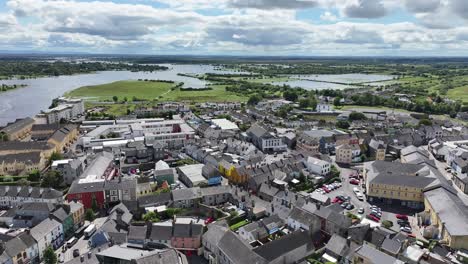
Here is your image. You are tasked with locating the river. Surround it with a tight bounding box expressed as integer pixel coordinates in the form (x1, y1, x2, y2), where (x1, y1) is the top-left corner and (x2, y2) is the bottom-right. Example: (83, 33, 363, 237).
(0, 64, 243, 125)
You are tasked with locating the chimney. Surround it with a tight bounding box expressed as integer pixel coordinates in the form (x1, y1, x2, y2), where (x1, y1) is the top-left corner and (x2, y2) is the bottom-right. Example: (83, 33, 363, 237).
(346, 236, 351, 247)
(316, 203, 321, 210)
(189, 220, 193, 237)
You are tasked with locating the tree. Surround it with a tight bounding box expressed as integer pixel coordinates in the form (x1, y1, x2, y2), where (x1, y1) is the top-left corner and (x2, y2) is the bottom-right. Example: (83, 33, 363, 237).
(48, 152, 63, 164)
(142, 211, 160, 222)
(283, 90, 298, 101)
(336, 120, 350, 129)
(330, 165, 341, 178)
(40, 170, 63, 188)
(27, 170, 41, 182)
(349, 112, 367, 121)
(247, 94, 262, 105)
(418, 119, 432, 126)
(123, 97, 128, 103)
(333, 96, 342, 107)
(43, 246, 57, 264)
(85, 208, 95, 222)
(112, 96, 118, 103)
(91, 197, 99, 212)
(299, 98, 310, 108)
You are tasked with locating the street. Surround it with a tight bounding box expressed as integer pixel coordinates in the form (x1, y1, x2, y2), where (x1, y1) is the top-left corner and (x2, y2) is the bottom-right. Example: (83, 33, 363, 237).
(57, 217, 108, 263)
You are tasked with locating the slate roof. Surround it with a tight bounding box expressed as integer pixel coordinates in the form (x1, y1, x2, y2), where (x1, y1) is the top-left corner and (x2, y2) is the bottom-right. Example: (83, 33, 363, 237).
(172, 223, 203, 238)
(0, 151, 42, 164)
(247, 123, 268, 138)
(0, 186, 62, 199)
(253, 230, 313, 262)
(148, 225, 172, 241)
(171, 187, 201, 201)
(218, 231, 267, 264)
(68, 180, 105, 194)
(0, 117, 34, 135)
(128, 225, 148, 241)
(0, 141, 52, 151)
(137, 193, 172, 207)
(326, 234, 350, 257)
(354, 244, 404, 264)
(30, 218, 61, 241)
(288, 207, 317, 225)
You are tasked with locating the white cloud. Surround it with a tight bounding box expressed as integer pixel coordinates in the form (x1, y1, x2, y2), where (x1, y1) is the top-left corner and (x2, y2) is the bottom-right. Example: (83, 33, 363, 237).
(320, 11, 338, 22)
(228, 0, 318, 9)
(343, 0, 388, 18)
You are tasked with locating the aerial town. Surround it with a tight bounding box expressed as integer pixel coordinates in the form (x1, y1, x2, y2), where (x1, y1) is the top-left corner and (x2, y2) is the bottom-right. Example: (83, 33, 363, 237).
(0, 92, 467, 264)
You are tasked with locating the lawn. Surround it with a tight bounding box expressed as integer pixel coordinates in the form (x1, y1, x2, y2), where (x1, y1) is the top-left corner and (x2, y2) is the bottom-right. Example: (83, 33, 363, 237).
(66, 80, 175, 101)
(229, 220, 249, 231)
(162, 84, 248, 103)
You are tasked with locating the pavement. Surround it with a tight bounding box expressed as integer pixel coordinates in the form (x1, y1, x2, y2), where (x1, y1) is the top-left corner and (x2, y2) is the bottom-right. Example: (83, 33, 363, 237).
(326, 159, 421, 237)
(57, 217, 108, 263)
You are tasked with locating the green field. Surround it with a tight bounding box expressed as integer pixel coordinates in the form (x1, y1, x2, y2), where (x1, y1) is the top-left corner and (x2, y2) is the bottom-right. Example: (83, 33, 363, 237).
(447, 85, 468, 102)
(67, 80, 248, 103)
(66, 80, 175, 101)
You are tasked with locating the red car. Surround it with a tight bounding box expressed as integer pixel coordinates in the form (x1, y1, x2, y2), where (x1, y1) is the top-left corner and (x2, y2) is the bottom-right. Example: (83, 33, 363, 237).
(396, 214, 408, 220)
(349, 179, 360, 185)
(204, 217, 214, 225)
(367, 214, 380, 222)
(332, 197, 344, 204)
(322, 187, 331, 193)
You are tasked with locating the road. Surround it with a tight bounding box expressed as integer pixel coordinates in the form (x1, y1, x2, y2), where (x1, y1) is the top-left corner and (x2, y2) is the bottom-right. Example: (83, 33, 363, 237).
(57, 217, 108, 263)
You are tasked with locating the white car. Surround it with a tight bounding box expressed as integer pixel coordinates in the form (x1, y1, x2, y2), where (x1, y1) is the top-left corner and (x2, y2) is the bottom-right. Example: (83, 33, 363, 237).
(400, 226, 412, 233)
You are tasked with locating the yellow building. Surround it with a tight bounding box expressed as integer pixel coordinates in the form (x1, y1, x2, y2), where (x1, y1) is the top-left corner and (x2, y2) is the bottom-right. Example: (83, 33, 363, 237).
(0, 117, 35, 141)
(69, 201, 85, 229)
(218, 161, 248, 184)
(47, 124, 78, 153)
(0, 141, 54, 175)
(364, 161, 439, 209)
(423, 187, 468, 249)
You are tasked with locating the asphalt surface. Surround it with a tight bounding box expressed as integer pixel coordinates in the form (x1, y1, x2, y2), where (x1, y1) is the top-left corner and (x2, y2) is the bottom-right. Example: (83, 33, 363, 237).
(57, 217, 108, 263)
(326, 159, 420, 237)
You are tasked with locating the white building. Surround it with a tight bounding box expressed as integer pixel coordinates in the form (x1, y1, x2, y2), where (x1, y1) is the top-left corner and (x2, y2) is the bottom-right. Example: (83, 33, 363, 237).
(305, 156, 331, 176)
(30, 218, 64, 260)
(42, 98, 84, 124)
(0, 186, 64, 207)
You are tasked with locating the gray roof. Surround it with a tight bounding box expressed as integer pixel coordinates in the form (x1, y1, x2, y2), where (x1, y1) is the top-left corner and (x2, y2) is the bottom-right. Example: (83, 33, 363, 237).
(288, 207, 317, 225)
(0, 117, 34, 135)
(200, 186, 230, 196)
(326, 234, 349, 256)
(247, 123, 268, 139)
(171, 187, 201, 201)
(202, 223, 228, 246)
(148, 225, 172, 241)
(354, 244, 404, 264)
(253, 230, 313, 262)
(172, 223, 203, 238)
(303, 129, 335, 139)
(30, 218, 61, 241)
(423, 186, 468, 236)
(68, 180, 105, 194)
(381, 237, 402, 255)
(0, 186, 62, 199)
(218, 231, 267, 264)
(0, 141, 52, 151)
(0, 151, 42, 164)
(18, 202, 55, 212)
(367, 161, 439, 189)
(128, 225, 148, 241)
(138, 193, 172, 207)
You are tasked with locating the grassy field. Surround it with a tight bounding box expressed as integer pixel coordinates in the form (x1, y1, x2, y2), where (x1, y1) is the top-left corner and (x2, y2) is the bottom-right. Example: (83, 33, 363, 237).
(67, 80, 248, 103)
(162, 84, 248, 102)
(66, 80, 175, 101)
(447, 85, 468, 102)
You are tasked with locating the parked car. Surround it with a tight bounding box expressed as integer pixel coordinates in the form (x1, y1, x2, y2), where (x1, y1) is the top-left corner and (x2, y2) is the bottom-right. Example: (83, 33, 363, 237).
(341, 202, 349, 208)
(204, 217, 214, 225)
(367, 214, 380, 222)
(397, 219, 409, 226)
(332, 197, 341, 204)
(358, 208, 365, 214)
(73, 249, 80, 258)
(396, 214, 408, 220)
(400, 226, 412, 233)
(322, 187, 331, 193)
(349, 179, 360, 185)
(370, 212, 381, 219)
(346, 204, 354, 210)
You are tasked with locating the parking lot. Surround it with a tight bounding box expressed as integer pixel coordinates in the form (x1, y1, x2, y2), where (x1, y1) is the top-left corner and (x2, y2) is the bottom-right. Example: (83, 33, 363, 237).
(314, 162, 421, 238)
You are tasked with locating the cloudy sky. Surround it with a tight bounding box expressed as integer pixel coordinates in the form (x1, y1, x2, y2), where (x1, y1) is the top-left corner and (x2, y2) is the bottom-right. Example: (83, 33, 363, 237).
(1, 0, 468, 56)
